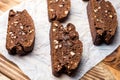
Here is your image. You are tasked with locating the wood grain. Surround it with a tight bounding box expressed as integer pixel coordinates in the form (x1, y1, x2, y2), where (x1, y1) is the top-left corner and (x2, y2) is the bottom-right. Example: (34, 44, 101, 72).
(0, 0, 21, 12)
(0, 53, 30, 80)
(0, 0, 120, 80)
(103, 46, 120, 71)
(80, 63, 115, 80)
(0, 73, 10, 80)
(81, 46, 120, 80)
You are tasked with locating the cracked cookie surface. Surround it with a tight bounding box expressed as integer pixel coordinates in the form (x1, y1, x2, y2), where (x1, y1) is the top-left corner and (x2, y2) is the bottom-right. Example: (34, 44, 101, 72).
(6, 10, 35, 55)
(50, 21, 82, 76)
(87, 0, 118, 45)
(47, 0, 71, 22)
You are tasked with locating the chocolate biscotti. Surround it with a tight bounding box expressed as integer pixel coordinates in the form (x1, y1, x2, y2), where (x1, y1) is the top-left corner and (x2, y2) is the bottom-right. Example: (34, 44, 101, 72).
(50, 21, 83, 76)
(87, 0, 118, 45)
(47, 0, 71, 22)
(6, 10, 35, 55)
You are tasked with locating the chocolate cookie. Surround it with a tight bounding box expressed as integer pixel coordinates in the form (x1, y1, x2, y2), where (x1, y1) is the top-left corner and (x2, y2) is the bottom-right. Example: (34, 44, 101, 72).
(87, 0, 118, 45)
(50, 21, 83, 76)
(47, 0, 71, 22)
(6, 10, 35, 55)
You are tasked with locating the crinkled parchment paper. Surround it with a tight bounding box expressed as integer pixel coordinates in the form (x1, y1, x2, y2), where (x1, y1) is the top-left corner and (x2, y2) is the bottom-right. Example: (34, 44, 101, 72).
(0, 0, 120, 80)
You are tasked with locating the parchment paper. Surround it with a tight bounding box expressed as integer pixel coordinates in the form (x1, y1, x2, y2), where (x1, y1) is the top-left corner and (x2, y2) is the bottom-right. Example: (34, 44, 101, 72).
(0, 0, 120, 80)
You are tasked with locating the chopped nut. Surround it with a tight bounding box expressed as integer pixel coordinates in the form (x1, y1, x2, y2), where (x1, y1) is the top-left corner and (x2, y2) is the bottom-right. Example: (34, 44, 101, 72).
(19, 23, 22, 26)
(68, 27, 72, 31)
(94, 9, 98, 13)
(67, 66, 70, 69)
(49, 1, 53, 3)
(20, 25, 23, 29)
(70, 61, 73, 64)
(59, 44, 62, 48)
(97, 30, 103, 35)
(9, 32, 13, 35)
(14, 21, 18, 24)
(109, 29, 112, 32)
(13, 36, 16, 39)
(98, 6, 101, 9)
(8, 25, 11, 28)
(60, 27, 63, 29)
(54, 23, 58, 27)
(94, 15, 96, 18)
(55, 45, 59, 49)
(109, 15, 113, 18)
(49, 9, 54, 12)
(57, 65, 60, 67)
(52, 28, 56, 32)
(15, 14, 19, 16)
(100, 19, 103, 23)
(14, 23, 17, 26)
(30, 40, 33, 42)
(96, 19, 99, 22)
(106, 5, 109, 7)
(105, 10, 108, 13)
(22, 32, 25, 35)
(74, 63, 77, 66)
(56, 0, 58, 2)
(11, 33, 14, 37)
(59, 4, 63, 7)
(54, 40, 59, 44)
(29, 29, 34, 33)
(63, 56, 66, 59)
(70, 51, 75, 56)
(10, 40, 13, 43)
(64, 11, 68, 14)
(78, 53, 80, 54)
(57, 65, 61, 71)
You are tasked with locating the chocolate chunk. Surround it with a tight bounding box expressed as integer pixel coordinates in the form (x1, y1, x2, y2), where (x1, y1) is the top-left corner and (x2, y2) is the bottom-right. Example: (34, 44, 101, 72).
(87, 0, 118, 45)
(6, 10, 35, 55)
(50, 21, 83, 76)
(47, 0, 71, 22)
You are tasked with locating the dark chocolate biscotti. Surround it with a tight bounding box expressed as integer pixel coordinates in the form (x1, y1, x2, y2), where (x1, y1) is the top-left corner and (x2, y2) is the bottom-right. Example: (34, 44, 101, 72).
(87, 0, 118, 45)
(6, 10, 35, 55)
(47, 0, 71, 22)
(50, 21, 83, 76)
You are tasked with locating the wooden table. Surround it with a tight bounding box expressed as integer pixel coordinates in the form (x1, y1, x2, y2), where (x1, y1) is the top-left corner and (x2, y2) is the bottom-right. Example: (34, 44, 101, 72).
(0, 0, 120, 80)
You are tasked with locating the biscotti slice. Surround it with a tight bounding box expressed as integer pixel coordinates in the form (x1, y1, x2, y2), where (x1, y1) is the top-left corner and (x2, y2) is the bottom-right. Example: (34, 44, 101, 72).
(6, 10, 35, 55)
(47, 0, 71, 22)
(50, 21, 83, 76)
(87, 0, 118, 45)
